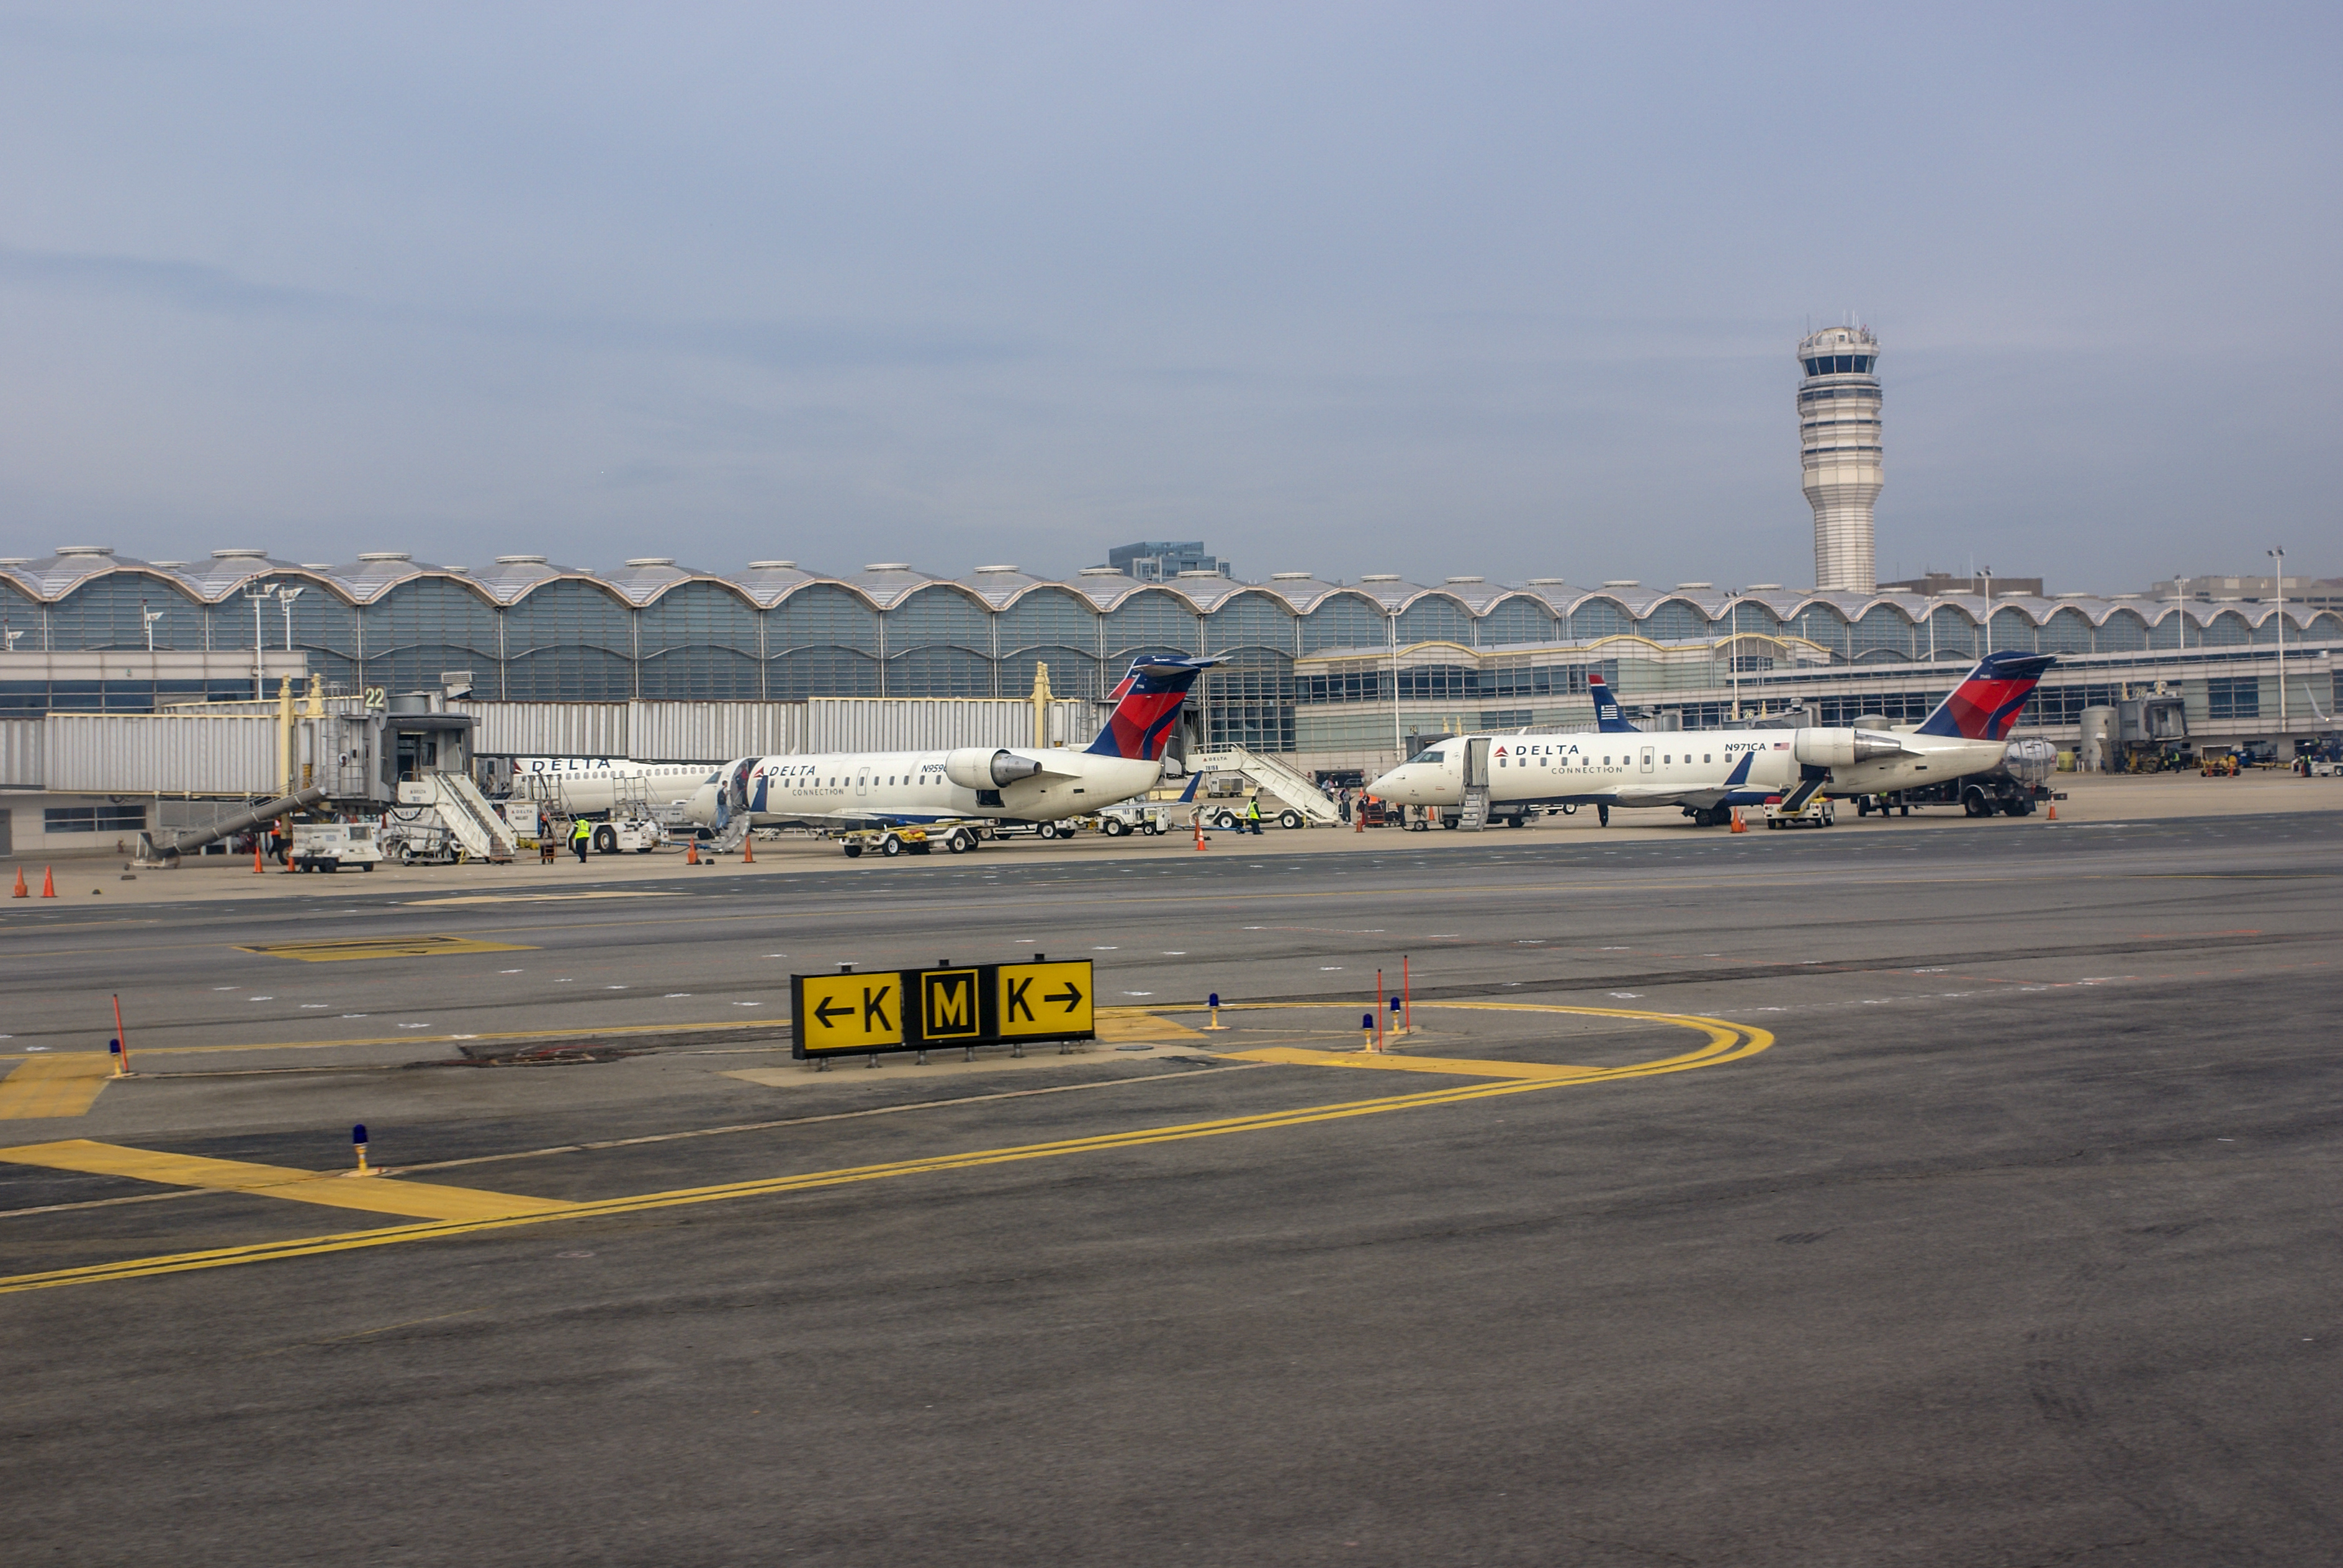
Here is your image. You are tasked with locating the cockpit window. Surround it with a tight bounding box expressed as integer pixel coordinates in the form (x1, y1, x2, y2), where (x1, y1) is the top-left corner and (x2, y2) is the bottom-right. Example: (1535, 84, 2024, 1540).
(1405, 749, 1446, 766)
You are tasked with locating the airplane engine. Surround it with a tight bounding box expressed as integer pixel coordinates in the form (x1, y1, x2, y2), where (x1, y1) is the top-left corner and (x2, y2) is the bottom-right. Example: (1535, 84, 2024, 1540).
(945, 748, 1045, 790)
(1792, 728, 1905, 769)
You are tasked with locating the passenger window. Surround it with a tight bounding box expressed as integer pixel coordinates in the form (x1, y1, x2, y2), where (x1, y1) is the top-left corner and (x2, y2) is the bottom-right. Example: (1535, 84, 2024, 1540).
(1704, 754, 1712, 763)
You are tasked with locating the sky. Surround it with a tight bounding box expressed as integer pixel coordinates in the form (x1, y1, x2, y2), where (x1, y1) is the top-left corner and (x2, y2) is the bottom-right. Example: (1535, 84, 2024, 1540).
(1, 2, 2336, 593)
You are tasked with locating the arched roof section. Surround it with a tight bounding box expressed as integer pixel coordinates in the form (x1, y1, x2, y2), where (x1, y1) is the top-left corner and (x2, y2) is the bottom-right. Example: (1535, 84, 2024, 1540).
(956, 565, 1047, 609)
(843, 563, 943, 611)
(1347, 576, 1423, 612)
(1636, 595, 1716, 642)
(731, 560, 816, 608)
(1257, 573, 1346, 612)
(5, 546, 160, 600)
(1156, 573, 1251, 612)
(597, 557, 731, 607)
(465, 554, 590, 606)
(1203, 587, 1298, 652)
(1069, 567, 1144, 609)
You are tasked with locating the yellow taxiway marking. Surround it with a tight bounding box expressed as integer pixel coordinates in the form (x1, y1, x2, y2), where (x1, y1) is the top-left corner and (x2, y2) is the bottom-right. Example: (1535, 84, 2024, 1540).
(1218, 1047, 1600, 1080)
(236, 934, 539, 962)
(0, 1002, 1769, 1295)
(398, 891, 680, 907)
(0, 1140, 574, 1222)
(0, 1055, 114, 1119)
(1, 1016, 792, 1064)
(1095, 1006, 1207, 1044)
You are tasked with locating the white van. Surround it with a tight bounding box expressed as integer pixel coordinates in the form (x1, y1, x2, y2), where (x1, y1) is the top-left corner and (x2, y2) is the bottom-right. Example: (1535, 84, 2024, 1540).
(288, 821, 384, 872)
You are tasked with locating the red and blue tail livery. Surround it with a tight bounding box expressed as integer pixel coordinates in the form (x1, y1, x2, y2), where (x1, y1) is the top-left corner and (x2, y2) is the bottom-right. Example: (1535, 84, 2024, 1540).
(1915, 651, 2056, 740)
(1086, 656, 1220, 760)
(1587, 673, 1640, 733)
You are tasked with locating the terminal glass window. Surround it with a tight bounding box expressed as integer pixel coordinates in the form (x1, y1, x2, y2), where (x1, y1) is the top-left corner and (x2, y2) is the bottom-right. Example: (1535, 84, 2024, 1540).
(997, 588, 1101, 697)
(885, 586, 992, 654)
(1847, 606, 1915, 662)
(1987, 607, 2037, 653)
(2206, 676, 2260, 719)
(1638, 599, 1709, 643)
(45, 576, 207, 652)
(2097, 610, 2149, 652)
(769, 584, 879, 656)
(1476, 596, 1555, 647)
(45, 804, 148, 833)
(1200, 652, 1294, 752)
(361, 578, 501, 698)
(1297, 593, 1385, 653)
(2198, 611, 2252, 648)
(502, 580, 636, 701)
(885, 645, 994, 698)
(639, 582, 762, 699)
(1569, 598, 1632, 640)
(1205, 591, 1296, 655)
(2038, 608, 2094, 654)
(1394, 595, 1472, 648)
(1101, 589, 1200, 661)
(768, 647, 878, 700)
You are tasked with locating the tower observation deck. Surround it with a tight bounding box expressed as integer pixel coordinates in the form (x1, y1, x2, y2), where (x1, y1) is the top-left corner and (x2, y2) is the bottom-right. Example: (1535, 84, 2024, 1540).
(1797, 325, 1882, 593)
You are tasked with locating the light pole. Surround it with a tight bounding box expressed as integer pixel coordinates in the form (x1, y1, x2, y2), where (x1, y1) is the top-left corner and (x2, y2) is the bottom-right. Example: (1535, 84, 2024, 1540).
(1388, 611, 1403, 765)
(1979, 567, 1993, 656)
(244, 583, 277, 700)
(142, 602, 164, 653)
(277, 585, 305, 654)
(1729, 593, 1741, 722)
(2269, 547, 2287, 733)
(2173, 573, 2187, 651)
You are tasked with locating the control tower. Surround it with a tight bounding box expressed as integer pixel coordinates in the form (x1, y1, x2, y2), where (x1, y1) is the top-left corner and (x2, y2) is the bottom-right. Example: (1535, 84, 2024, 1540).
(1797, 325, 1882, 593)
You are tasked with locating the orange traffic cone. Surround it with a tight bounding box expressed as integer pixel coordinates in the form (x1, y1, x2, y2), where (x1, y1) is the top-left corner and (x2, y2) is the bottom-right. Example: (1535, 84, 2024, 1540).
(40, 866, 56, 898)
(742, 835, 754, 864)
(1729, 808, 1747, 833)
(686, 839, 699, 865)
(253, 840, 265, 874)
(2046, 802, 2056, 820)
(1194, 815, 1208, 851)
(10, 867, 24, 898)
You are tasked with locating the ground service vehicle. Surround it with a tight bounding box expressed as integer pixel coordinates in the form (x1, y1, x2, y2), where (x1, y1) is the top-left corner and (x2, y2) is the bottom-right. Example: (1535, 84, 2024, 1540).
(1764, 795, 1837, 828)
(839, 822, 982, 858)
(1097, 802, 1172, 836)
(287, 821, 382, 872)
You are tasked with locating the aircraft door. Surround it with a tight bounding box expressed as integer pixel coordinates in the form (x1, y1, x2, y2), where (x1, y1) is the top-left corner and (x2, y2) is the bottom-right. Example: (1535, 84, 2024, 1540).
(1464, 738, 1490, 788)
(1639, 746, 1655, 774)
(855, 768, 870, 799)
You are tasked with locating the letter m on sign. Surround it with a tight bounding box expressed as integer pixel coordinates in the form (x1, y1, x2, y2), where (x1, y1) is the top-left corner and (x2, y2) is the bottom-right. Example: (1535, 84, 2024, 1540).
(922, 969, 981, 1039)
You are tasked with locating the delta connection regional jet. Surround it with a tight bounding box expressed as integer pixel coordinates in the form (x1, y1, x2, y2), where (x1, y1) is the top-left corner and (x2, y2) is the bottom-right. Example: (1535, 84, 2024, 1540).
(1366, 650, 2054, 826)
(684, 656, 1218, 841)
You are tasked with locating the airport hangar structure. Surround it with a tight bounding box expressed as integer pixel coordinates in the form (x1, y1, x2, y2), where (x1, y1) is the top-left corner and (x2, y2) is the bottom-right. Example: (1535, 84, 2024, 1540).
(1, 544, 2336, 791)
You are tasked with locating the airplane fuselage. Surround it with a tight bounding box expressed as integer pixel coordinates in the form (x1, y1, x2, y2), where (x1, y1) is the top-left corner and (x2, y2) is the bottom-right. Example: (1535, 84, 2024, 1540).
(686, 748, 1163, 830)
(504, 757, 717, 815)
(1370, 730, 2010, 812)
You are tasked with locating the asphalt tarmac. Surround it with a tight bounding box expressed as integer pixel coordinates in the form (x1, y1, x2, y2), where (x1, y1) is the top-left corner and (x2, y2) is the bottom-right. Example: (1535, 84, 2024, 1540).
(2, 807, 2339, 1566)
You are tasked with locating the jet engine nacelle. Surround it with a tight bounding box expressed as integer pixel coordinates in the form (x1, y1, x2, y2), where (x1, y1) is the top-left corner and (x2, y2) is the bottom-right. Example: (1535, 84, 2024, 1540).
(1792, 728, 1905, 769)
(945, 748, 1045, 791)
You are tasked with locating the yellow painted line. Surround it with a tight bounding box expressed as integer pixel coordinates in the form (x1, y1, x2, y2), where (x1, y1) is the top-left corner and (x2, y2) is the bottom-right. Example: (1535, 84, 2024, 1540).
(1218, 1046, 1601, 1080)
(0, 1003, 1771, 1295)
(236, 935, 539, 962)
(0, 1139, 573, 1222)
(0, 1056, 113, 1119)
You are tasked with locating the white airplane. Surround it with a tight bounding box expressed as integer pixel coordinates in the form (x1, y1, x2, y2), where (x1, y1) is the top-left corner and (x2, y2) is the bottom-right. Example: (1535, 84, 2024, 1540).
(501, 757, 714, 816)
(1366, 651, 2054, 827)
(684, 656, 1218, 848)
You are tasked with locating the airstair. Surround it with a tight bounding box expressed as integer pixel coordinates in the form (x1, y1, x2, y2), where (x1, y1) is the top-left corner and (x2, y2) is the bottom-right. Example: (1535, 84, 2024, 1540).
(1185, 746, 1343, 825)
(1457, 786, 1490, 830)
(413, 771, 518, 862)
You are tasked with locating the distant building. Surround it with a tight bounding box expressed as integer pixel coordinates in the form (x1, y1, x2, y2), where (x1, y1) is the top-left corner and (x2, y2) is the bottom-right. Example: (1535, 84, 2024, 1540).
(1880, 571, 2046, 599)
(2146, 574, 2343, 610)
(1799, 325, 1883, 594)
(1105, 541, 1232, 582)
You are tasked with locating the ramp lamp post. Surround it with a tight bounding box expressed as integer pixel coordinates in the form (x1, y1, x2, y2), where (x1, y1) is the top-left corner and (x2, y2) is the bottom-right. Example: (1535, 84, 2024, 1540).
(2269, 547, 2286, 731)
(245, 583, 277, 699)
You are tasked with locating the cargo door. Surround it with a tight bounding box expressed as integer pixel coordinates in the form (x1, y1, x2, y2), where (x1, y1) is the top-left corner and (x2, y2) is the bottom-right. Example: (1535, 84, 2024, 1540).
(1639, 745, 1655, 774)
(855, 767, 871, 799)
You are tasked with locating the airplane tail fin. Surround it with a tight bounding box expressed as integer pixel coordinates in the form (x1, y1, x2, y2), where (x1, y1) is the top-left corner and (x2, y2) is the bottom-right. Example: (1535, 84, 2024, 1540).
(1084, 656, 1220, 760)
(1915, 651, 2056, 740)
(1588, 673, 1640, 733)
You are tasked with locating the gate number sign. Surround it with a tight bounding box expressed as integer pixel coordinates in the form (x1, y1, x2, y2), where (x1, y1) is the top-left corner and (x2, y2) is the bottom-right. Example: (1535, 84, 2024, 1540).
(792, 960, 1094, 1059)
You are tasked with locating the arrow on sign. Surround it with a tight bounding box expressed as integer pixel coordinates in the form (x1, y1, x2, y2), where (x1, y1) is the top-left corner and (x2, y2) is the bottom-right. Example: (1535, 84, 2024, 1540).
(1046, 981, 1084, 1013)
(812, 996, 855, 1029)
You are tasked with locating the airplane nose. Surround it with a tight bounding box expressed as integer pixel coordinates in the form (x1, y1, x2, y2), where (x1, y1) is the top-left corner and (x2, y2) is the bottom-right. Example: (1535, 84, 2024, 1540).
(685, 784, 718, 825)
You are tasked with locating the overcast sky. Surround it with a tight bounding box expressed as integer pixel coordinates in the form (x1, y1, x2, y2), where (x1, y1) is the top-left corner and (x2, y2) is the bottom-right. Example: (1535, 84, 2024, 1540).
(1, 3, 2336, 591)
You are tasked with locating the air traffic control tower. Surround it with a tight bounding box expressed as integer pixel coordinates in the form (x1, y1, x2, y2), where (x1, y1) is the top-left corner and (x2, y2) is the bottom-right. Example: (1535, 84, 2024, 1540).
(1797, 324, 1882, 593)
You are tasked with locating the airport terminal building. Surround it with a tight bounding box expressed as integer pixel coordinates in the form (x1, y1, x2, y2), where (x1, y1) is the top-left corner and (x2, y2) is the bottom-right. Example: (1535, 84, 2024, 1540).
(3, 546, 2337, 773)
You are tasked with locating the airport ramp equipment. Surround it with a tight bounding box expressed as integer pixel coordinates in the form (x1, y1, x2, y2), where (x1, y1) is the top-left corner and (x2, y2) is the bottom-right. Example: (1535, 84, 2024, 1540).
(418, 771, 518, 862)
(1185, 746, 1344, 825)
(1457, 784, 1490, 830)
(137, 786, 330, 864)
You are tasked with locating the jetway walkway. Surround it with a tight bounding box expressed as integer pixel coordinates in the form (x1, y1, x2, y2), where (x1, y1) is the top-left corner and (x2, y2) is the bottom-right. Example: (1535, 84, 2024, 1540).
(1185, 746, 1344, 825)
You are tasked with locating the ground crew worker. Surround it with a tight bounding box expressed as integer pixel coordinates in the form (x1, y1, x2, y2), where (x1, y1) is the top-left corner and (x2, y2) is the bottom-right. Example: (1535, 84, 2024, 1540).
(1245, 795, 1262, 835)
(569, 815, 592, 863)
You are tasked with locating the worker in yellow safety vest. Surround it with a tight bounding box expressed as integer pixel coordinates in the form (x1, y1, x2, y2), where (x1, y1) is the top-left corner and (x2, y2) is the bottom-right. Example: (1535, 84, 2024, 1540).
(569, 816, 593, 863)
(1244, 795, 1262, 836)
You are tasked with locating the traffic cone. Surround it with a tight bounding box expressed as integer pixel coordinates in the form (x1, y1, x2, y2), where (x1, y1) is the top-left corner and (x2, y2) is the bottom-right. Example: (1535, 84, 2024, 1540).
(742, 836, 754, 864)
(1729, 808, 1746, 833)
(2046, 802, 2056, 820)
(1194, 816, 1208, 851)
(10, 867, 24, 897)
(253, 840, 265, 874)
(686, 840, 699, 865)
(40, 866, 56, 898)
